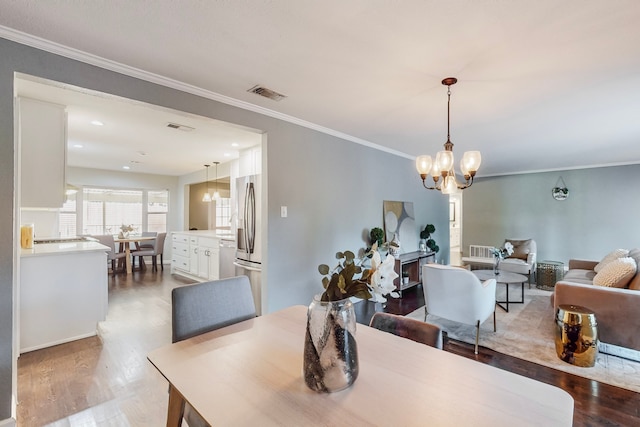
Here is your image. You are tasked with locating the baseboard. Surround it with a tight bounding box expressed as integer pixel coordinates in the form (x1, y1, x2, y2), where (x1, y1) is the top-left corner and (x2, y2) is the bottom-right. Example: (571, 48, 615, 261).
(599, 342, 640, 362)
(0, 417, 16, 427)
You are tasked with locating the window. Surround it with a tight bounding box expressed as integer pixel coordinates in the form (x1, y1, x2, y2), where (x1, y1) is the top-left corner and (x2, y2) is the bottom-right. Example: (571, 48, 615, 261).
(147, 190, 169, 232)
(215, 198, 231, 229)
(77, 187, 169, 235)
(59, 193, 77, 238)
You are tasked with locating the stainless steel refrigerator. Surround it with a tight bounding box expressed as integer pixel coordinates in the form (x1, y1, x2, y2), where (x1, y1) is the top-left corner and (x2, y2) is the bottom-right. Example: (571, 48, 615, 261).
(234, 174, 262, 314)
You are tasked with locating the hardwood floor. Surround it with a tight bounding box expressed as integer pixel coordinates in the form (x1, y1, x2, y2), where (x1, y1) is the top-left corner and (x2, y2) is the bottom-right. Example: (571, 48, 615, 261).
(17, 272, 640, 426)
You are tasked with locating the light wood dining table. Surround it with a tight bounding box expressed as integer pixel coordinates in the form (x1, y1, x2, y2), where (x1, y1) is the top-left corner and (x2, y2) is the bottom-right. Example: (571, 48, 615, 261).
(114, 235, 155, 274)
(147, 306, 574, 427)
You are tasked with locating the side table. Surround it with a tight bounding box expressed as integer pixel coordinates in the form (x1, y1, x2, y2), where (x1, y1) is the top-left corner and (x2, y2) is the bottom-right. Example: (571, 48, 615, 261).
(555, 304, 598, 367)
(537, 260, 564, 291)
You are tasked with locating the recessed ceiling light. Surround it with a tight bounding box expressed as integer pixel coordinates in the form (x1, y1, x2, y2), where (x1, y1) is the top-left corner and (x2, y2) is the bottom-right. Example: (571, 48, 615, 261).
(122, 165, 130, 170)
(91, 120, 104, 126)
(224, 153, 231, 157)
(231, 143, 239, 147)
(73, 144, 83, 148)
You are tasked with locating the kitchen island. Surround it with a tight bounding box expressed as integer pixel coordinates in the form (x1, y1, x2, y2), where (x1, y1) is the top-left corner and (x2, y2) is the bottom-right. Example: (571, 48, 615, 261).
(20, 240, 110, 353)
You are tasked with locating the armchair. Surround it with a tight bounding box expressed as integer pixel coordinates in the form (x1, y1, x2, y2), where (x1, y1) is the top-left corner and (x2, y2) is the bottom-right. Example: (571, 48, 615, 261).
(500, 238, 537, 285)
(422, 264, 496, 354)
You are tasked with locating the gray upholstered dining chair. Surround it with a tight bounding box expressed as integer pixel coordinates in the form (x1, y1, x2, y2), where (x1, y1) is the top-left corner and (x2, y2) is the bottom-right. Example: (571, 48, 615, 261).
(171, 276, 257, 426)
(132, 232, 166, 271)
(92, 234, 127, 274)
(369, 312, 443, 349)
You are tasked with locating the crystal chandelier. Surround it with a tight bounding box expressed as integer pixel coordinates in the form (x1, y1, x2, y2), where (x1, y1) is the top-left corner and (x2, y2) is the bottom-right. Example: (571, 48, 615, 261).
(416, 77, 481, 194)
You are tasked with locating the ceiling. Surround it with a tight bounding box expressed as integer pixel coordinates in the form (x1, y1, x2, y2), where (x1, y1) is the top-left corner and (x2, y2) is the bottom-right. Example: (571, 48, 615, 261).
(2, 1, 640, 177)
(15, 76, 262, 176)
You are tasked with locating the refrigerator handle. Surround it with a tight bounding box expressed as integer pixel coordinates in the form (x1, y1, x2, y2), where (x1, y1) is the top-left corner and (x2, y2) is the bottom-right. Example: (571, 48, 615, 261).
(233, 261, 261, 272)
(246, 182, 255, 254)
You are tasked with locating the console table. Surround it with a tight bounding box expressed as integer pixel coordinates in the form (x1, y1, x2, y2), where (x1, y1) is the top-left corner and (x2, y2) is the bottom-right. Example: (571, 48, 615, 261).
(393, 250, 435, 294)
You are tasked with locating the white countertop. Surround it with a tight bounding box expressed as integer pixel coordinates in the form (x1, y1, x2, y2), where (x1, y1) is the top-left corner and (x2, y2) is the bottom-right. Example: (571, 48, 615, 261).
(21, 241, 110, 258)
(173, 230, 235, 241)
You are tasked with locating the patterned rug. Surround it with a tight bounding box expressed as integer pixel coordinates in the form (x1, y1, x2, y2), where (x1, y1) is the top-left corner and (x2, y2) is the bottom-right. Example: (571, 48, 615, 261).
(406, 286, 640, 393)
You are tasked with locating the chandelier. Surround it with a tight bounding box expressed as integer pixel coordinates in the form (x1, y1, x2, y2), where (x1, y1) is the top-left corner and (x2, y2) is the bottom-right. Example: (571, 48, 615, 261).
(212, 161, 220, 200)
(202, 164, 212, 202)
(416, 77, 481, 194)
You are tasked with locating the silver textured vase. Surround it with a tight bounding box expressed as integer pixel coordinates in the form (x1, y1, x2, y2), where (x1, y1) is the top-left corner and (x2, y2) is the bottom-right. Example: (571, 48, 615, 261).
(303, 295, 359, 392)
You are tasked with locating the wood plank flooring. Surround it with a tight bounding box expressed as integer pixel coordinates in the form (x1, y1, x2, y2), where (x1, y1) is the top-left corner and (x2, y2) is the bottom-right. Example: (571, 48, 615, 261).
(17, 271, 640, 426)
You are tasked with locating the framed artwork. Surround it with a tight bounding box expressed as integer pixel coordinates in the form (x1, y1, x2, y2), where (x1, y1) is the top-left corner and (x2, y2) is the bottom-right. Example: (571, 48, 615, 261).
(383, 200, 418, 253)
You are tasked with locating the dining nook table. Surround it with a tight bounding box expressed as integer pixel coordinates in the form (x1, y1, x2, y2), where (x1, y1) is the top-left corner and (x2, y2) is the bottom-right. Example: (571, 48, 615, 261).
(147, 305, 574, 426)
(114, 235, 156, 274)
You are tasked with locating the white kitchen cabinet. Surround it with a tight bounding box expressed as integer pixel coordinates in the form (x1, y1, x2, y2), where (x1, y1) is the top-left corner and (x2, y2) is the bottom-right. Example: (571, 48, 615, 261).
(171, 233, 190, 272)
(238, 145, 261, 177)
(189, 236, 199, 276)
(171, 231, 221, 281)
(19, 97, 68, 208)
(20, 241, 109, 353)
(197, 237, 220, 280)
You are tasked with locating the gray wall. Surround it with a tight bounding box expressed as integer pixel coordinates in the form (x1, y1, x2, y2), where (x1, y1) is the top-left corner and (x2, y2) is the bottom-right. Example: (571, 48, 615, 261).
(462, 165, 640, 264)
(0, 38, 448, 419)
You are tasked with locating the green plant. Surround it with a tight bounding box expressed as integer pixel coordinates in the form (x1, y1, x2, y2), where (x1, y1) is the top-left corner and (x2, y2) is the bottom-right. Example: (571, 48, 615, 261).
(420, 224, 439, 253)
(369, 227, 384, 247)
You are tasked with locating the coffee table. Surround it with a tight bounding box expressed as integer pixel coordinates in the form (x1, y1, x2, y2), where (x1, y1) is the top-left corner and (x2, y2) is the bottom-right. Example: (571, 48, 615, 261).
(473, 270, 528, 312)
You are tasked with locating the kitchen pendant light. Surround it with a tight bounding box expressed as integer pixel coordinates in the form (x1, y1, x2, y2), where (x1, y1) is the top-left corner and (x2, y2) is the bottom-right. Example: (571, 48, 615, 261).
(416, 77, 481, 193)
(213, 161, 221, 200)
(202, 164, 212, 202)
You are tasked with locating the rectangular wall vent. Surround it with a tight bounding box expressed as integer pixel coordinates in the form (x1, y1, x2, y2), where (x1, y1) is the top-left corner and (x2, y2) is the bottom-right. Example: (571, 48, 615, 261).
(247, 85, 287, 101)
(166, 122, 195, 132)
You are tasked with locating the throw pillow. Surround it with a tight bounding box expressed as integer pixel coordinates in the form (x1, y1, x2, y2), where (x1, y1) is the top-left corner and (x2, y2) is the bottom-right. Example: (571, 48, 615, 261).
(505, 239, 533, 261)
(627, 248, 640, 290)
(593, 257, 637, 288)
(594, 248, 629, 273)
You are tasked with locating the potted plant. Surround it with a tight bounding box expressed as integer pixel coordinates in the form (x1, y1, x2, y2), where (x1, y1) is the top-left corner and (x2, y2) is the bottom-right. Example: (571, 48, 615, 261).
(420, 224, 439, 254)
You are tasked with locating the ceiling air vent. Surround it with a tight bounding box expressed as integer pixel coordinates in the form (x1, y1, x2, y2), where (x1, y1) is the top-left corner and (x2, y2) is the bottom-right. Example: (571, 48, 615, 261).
(247, 85, 287, 101)
(166, 122, 195, 132)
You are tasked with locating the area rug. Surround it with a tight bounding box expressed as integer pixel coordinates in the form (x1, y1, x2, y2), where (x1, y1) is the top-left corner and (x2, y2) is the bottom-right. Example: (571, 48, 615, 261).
(406, 286, 640, 393)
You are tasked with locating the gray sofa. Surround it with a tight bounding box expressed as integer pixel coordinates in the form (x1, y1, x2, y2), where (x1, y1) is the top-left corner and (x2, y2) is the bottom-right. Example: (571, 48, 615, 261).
(551, 252, 640, 352)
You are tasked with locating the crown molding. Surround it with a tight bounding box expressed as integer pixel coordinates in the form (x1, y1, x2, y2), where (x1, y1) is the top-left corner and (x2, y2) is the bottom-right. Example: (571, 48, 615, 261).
(0, 26, 413, 160)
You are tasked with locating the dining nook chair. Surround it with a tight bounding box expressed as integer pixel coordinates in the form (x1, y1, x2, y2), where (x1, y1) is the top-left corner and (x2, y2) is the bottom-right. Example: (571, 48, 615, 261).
(92, 234, 127, 275)
(132, 232, 166, 271)
(369, 312, 443, 349)
(171, 276, 257, 426)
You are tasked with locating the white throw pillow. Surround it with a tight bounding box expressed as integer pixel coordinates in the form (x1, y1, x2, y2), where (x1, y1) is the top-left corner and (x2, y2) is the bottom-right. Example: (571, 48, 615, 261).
(593, 257, 637, 288)
(594, 249, 629, 273)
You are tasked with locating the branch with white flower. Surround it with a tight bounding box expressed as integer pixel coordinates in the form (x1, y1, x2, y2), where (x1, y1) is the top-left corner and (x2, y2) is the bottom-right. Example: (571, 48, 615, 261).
(491, 242, 514, 259)
(318, 243, 399, 302)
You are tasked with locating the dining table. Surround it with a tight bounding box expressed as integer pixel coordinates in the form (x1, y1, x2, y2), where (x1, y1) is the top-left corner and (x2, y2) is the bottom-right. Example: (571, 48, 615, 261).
(114, 235, 156, 274)
(147, 305, 574, 426)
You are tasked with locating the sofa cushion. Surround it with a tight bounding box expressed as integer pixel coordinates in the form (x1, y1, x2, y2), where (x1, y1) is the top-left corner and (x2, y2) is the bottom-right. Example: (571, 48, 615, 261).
(594, 248, 629, 273)
(593, 257, 637, 288)
(626, 248, 640, 290)
(505, 239, 533, 261)
(563, 269, 596, 284)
